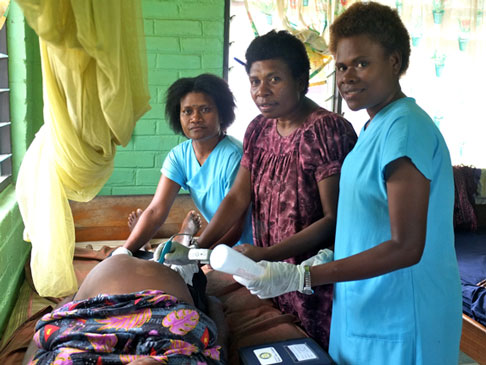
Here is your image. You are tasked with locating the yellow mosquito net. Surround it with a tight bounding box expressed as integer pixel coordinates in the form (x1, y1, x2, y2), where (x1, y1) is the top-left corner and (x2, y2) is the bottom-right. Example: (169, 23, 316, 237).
(15, 0, 151, 297)
(0, 0, 8, 30)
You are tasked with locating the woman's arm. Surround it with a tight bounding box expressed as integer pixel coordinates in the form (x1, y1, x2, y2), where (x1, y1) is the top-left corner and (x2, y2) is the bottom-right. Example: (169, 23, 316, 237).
(236, 174, 340, 262)
(197, 166, 252, 249)
(310, 157, 430, 285)
(211, 210, 248, 247)
(123, 175, 181, 253)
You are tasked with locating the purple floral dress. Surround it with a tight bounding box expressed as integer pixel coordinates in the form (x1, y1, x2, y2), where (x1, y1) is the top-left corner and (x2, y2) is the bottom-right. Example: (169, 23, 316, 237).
(241, 108, 357, 349)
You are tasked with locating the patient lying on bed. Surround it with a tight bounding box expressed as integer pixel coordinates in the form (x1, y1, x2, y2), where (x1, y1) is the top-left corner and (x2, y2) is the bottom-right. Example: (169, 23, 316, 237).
(23, 255, 226, 365)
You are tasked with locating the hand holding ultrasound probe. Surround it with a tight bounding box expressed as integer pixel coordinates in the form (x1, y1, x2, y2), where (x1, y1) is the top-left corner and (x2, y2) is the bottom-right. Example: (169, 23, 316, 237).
(156, 234, 265, 280)
(157, 236, 333, 298)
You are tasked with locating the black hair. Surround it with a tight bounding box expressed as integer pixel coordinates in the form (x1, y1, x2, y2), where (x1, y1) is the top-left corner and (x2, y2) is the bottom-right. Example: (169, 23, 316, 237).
(165, 74, 236, 135)
(245, 30, 310, 94)
(329, 1, 411, 76)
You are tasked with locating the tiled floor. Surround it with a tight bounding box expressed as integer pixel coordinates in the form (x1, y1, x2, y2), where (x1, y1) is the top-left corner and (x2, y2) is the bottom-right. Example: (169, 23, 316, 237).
(459, 351, 478, 365)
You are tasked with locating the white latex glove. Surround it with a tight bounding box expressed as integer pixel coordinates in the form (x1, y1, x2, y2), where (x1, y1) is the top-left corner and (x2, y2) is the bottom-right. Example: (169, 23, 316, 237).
(233, 260, 304, 299)
(300, 248, 334, 267)
(169, 264, 199, 286)
(153, 241, 191, 265)
(152, 242, 198, 285)
(111, 247, 133, 256)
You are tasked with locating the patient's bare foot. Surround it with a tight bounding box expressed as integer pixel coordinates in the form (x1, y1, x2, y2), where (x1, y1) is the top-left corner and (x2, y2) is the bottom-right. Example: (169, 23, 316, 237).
(181, 210, 202, 236)
(178, 210, 202, 246)
(477, 279, 486, 288)
(128, 208, 143, 231)
(127, 208, 151, 250)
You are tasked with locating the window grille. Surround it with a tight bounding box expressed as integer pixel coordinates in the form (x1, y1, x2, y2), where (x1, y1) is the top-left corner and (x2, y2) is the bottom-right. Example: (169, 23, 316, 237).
(0, 23, 11, 192)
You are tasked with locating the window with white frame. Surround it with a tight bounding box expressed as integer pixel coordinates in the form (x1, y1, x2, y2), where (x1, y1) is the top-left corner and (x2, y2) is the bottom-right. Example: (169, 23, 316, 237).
(0, 23, 12, 192)
(227, 0, 486, 168)
(226, 0, 337, 142)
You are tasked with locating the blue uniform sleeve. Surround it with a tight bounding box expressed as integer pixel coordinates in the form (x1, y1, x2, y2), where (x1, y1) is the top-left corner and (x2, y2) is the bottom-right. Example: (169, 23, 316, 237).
(161, 145, 187, 190)
(380, 114, 438, 181)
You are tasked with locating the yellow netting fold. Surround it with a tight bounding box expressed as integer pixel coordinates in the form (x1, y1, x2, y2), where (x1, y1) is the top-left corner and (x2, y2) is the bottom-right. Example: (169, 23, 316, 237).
(0, 0, 9, 30)
(15, 0, 150, 297)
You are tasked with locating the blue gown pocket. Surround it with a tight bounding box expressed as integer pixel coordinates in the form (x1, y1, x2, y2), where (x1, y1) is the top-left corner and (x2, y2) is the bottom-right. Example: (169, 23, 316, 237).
(345, 269, 416, 341)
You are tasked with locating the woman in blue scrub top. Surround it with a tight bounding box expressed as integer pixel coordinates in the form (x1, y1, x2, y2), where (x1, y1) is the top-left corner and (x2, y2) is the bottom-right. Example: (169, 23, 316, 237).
(121, 74, 253, 254)
(233, 3, 462, 364)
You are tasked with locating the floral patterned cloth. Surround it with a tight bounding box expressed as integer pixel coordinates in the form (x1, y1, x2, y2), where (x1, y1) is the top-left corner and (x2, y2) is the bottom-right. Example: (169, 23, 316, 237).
(29, 290, 223, 364)
(241, 108, 357, 349)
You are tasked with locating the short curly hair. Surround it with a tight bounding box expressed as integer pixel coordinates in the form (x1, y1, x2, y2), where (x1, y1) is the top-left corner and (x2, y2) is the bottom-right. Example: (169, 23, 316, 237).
(245, 30, 310, 95)
(165, 74, 236, 135)
(329, 1, 411, 76)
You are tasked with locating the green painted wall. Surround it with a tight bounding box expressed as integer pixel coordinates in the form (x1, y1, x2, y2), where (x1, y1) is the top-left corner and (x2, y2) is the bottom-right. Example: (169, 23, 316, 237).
(0, 1, 43, 337)
(0, 185, 30, 338)
(100, 0, 226, 195)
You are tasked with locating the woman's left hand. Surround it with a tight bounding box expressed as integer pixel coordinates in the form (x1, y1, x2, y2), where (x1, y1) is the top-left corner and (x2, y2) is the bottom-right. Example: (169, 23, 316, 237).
(233, 244, 267, 262)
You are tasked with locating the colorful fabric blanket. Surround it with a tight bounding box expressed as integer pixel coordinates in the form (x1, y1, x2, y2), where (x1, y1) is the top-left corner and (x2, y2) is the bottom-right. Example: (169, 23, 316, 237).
(30, 290, 223, 364)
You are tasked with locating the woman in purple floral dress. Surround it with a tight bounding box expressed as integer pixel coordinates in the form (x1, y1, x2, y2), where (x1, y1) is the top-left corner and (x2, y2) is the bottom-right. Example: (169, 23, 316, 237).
(198, 30, 357, 349)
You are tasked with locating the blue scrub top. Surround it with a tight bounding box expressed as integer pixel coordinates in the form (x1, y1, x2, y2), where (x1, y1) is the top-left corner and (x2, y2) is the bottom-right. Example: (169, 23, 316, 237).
(162, 135, 253, 246)
(329, 98, 462, 364)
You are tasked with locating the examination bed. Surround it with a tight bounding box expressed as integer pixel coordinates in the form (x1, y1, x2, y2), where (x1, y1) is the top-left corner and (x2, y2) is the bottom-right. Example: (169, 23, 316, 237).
(456, 225, 486, 364)
(2, 184, 485, 364)
(0, 195, 310, 364)
(453, 166, 486, 365)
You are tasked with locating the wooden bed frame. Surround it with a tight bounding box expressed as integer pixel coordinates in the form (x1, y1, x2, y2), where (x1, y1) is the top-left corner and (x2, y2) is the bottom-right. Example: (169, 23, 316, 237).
(71, 195, 486, 363)
(459, 203, 486, 364)
(70, 193, 207, 242)
(460, 314, 486, 364)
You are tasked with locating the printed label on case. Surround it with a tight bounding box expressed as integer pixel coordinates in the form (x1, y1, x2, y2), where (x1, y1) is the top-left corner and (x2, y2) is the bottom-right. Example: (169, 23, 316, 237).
(253, 346, 283, 364)
(286, 343, 318, 361)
